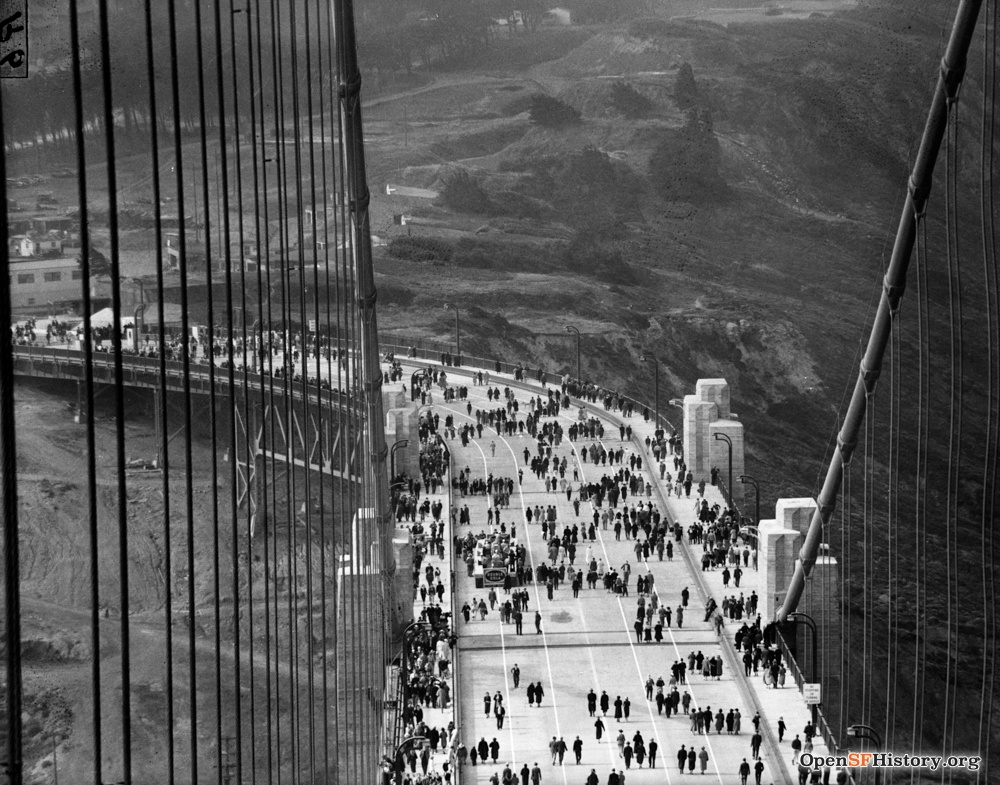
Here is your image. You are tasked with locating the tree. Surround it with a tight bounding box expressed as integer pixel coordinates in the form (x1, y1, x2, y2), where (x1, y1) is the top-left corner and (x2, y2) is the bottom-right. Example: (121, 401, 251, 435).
(675, 62, 698, 110)
(610, 82, 653, 119)
(438, 170, 493, 214)
(77, 246, 112, 277)
(528, 95, 581, 128)
(647, 109, 729, 205)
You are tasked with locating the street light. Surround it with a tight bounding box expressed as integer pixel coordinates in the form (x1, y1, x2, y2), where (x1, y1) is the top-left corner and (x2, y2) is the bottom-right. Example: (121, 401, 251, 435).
(564, 325, 581, 381)
(789, 611, 819, 726)
(443, 303, 460, 365)
(390, 439, 410, 480)
(133, 304, 146, 353)
(713, 432, 733, 509)
(845, 724, 882, 785)
(738, 474, 760, 571)
(641, 353, 659, 429)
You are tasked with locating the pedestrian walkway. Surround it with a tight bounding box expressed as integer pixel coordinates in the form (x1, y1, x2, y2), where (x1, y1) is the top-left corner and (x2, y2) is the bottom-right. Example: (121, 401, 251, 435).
(390, 359, 834, 785)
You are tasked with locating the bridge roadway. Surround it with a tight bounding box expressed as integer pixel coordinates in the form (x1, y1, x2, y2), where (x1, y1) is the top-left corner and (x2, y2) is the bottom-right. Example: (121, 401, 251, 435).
(396, 359, 833, 785)
(10, 343, 362, 414)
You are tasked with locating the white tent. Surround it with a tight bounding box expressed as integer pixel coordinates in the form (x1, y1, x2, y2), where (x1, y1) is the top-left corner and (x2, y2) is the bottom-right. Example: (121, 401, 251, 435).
(80, 307, 117, 329)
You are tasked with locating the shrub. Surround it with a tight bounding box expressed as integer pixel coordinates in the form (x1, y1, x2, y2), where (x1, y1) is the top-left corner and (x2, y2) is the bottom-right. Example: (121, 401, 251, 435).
(386, 236, 453, 263)
(610, 82, 653, 119)
(528, 95, 581, 128)
(438, 170, 493, 214)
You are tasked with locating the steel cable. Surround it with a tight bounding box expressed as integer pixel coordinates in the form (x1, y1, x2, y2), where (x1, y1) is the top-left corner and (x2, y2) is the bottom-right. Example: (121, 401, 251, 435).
(66, 2, 104, 782)
(94, 0, 135, 778)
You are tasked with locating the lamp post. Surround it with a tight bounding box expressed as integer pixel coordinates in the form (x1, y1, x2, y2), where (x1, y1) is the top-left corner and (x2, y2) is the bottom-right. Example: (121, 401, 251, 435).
(564, 325, 581, 381)
(738, 474, 760, 570)
(641, 353, 659, 429)
(133, 304, 146, 353)
(443, 303, 460, 365)
(713, 432, 733, 509)
(845, 724, 882, 785)
(390, 439, 410, 480)
(789, 611, 819, 726)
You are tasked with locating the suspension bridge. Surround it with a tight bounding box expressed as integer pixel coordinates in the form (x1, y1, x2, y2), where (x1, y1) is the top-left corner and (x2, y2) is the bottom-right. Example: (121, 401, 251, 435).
(1, 0, 998, 783)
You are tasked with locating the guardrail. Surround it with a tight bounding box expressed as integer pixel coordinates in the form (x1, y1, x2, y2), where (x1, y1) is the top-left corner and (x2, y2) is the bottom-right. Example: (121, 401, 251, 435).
(11, 344, 360, 412)
(775, 627, 844, 760)
(447, 446, 462, 785)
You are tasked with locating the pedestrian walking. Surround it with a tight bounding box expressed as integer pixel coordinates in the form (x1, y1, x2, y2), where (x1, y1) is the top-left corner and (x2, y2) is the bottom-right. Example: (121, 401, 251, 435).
(512, 664, 520, 688)
(698, 747, 709, 774)
(595, 718, 606, 743)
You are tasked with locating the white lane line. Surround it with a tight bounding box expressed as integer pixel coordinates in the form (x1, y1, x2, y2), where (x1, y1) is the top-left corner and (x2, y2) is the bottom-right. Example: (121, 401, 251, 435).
(555, 403, 725, 782)
(572, 593, 632, 770)
(448, 405, 569, 785)
(497, 620, 518, 766)
(559, 419, 675, 785)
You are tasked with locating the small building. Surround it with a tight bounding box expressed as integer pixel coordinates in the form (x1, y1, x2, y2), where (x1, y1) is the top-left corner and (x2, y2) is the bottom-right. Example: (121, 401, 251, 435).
(9, 231, 64, 258)
(165, 233, 208, 273)
(30, 215, 75, 234)
(545, 7, 572, 25)
(9, 257, 86, 309)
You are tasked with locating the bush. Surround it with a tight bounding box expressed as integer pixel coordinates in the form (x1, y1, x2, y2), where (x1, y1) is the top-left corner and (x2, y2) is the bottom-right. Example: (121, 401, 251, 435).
(438, 170, 493, 214)
(386, 236, 453, 263)
(647, 109, 729, 205)
(675, 62, 698, 110)
(528, 95, 581, 128)
(610, 82, 653, 119)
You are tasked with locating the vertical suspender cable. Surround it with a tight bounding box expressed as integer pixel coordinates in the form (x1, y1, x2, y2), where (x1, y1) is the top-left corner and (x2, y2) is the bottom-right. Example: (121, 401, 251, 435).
(189, 0, 219, 775)
(224, 3, 249, 782)
(252, 0, 279, 775)
(941, 93, 962, 778)
(268, 0, 298, 778)
(249, 0, 273, 775)
(285, 3, 314, 775)
(774, 0, 984, 623)
(299, 0, 322, 776)
(66, 2, 104, 782)
(138, 0, 176, 780)
(0, 62, 24, 785)
(977, 3, 999, 780)
(209, 0, 236, 778)
(95, 1, 133, 779)
(305, 0, 334, 775)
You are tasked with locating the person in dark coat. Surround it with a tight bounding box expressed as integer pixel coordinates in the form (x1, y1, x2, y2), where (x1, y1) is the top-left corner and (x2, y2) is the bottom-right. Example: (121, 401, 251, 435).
(534, 681, 545, 706)
(648, 739, 657, 768)
(587, 689, 597, 716)
(687, 747, 697, 773)
(623, 697, 631, 722)
(614, 696, 623, 721)
(520, 764, 530, 785)
(478, 738, 489, 762)
(622, 743, 633, 769)
(489, 738, 500, 762)
(595, 717, 606, 742)
(600, 691, 610, 715)
(677, 746, 687, 773)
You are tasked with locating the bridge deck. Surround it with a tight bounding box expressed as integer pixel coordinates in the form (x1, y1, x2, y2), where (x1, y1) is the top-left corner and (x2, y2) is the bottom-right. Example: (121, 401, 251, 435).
(397, 360, 832, 785)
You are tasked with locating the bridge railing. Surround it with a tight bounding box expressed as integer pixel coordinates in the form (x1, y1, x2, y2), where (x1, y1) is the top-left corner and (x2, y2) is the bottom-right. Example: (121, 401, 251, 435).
(775, 627, 845, 761)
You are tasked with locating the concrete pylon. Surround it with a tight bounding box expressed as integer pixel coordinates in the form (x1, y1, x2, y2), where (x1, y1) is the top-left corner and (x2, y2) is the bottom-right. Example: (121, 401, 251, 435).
(759, 498, 816, 622)
(681, 378, 744, 506)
